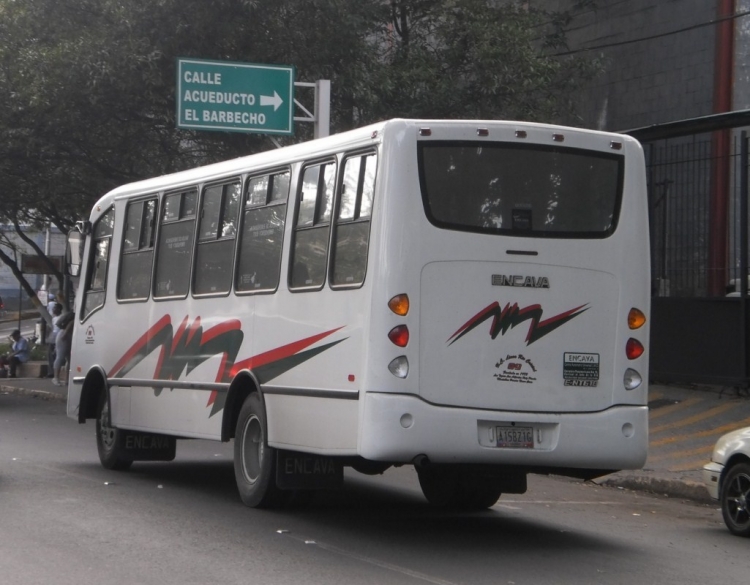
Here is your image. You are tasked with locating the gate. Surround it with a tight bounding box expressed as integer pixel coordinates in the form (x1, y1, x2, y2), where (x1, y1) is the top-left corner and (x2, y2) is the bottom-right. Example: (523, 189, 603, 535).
(627, 110, 750, 386)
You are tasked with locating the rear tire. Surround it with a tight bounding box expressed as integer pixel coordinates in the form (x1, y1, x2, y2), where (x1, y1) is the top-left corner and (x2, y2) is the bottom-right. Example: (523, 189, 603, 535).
(417, 467, 501, 510)
(721, 462, 750, 537)
(233, 393, 285, 508)
(96, 392, 133, 471)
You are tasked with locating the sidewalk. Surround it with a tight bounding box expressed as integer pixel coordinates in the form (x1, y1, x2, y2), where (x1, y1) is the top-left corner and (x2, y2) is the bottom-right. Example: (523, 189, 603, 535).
(2, 377, 749, 504)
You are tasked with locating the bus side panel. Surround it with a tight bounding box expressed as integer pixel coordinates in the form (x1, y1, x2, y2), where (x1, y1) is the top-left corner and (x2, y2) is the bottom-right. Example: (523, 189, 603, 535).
(265, 394, 359, 454)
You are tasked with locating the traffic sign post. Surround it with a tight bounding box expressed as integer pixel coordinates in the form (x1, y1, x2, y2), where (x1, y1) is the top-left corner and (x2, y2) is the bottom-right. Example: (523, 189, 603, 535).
(177, 58, 294, 135)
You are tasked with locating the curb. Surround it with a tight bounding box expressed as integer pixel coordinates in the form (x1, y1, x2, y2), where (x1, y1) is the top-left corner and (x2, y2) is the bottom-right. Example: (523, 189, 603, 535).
(594, 473, 714, 505)
(0, 383, 66, 403)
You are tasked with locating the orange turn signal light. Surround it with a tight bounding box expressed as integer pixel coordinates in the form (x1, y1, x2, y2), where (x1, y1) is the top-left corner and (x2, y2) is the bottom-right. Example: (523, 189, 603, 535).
(388, 294, 410, 316)
(628, 308, 647, 329)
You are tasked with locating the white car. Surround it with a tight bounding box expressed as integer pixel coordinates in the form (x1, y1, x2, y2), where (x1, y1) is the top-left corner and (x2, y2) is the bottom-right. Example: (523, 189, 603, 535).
(703, 426, 750, 536)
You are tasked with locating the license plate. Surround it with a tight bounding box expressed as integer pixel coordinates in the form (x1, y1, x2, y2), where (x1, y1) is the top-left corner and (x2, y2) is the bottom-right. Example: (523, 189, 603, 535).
(496, 426, 534, 448)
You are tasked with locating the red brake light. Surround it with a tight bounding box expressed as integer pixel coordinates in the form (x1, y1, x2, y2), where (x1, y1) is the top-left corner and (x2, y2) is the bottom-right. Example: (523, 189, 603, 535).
(388, 325, 410, 347)
(626, 338, 645, 360)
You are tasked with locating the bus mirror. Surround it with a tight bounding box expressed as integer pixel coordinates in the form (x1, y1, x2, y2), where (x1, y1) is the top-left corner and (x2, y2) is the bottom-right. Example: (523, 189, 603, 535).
(66, 230, 85, 277)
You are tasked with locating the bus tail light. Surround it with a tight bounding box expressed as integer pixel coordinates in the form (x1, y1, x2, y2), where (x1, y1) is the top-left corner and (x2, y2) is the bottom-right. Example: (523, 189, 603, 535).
(388, 356, 409, 378)
(388, 325, 409, 347)
(388, 294, 409, 316)
(628, 308, 647, 329)
(623, 368, 642, 390)
(626, 338, 644, 360)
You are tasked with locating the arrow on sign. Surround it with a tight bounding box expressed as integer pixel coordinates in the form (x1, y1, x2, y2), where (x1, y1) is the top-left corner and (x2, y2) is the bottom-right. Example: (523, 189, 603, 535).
(260, 91, 283, 111)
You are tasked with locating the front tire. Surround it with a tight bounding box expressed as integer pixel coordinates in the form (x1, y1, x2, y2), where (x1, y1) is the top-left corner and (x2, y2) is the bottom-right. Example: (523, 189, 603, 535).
(96, 392, 132, 471)
(233, 393, 285, 508)
(721, 462, 750, 537)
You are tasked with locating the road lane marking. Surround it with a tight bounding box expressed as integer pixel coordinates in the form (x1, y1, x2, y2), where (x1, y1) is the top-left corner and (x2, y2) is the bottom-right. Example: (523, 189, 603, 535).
(647, 396, 702, 421)
(279, 532, 460, 585)
(649, 401, 737, 434)
(650, 416, 750, 447)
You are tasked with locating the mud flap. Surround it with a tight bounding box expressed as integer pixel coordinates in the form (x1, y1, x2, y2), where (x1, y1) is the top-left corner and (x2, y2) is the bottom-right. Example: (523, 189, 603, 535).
(275, 450, 343, 490)
(120, 431, 176, 461)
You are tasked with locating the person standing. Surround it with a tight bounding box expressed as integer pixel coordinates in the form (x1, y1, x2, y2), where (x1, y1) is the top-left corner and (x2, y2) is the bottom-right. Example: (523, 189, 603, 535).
(46, 303, 62, 378)
(52, 312, 74, 386)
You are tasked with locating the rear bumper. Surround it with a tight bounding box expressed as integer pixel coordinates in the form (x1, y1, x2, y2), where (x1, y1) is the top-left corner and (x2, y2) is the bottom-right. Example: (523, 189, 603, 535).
(359, 392, 648, 470)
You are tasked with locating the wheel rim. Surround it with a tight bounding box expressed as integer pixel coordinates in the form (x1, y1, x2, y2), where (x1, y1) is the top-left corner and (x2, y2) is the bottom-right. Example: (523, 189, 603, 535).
(98, 401, 116, 451)
(240, 414, 263, 485)
(725, 470, 750, 530)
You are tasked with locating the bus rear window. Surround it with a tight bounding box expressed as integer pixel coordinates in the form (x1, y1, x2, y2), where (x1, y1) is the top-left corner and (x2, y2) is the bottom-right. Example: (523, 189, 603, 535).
(418, 142, 623, 238)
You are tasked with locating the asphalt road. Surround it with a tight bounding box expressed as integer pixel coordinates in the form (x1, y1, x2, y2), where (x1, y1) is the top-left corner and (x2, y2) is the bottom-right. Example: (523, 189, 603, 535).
(1, 392, 747, 585)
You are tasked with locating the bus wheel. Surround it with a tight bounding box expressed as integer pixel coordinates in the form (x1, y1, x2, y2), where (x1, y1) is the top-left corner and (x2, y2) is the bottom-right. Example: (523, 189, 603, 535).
(417, 468, 501, 509)
(461, 480, 502, 510)
(233, 393, 285, 508)
(96, 393, 133, 471)
(417, 467, 460, 507)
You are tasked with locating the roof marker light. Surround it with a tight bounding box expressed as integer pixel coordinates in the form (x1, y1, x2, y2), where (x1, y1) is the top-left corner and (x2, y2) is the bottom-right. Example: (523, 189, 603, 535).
(388, 294, 410, 316)
(610, 141, 623, 150)
(628, 308, 647, 330)
(419, 128, 432, 136)
(477, 128, 489, 137)
(515, 130, 527, 139)
(552, 133, 565, 142)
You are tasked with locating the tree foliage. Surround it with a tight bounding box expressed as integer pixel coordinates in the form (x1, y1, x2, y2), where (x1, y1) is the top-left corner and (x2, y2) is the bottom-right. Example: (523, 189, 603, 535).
(0, 0, 599, 300)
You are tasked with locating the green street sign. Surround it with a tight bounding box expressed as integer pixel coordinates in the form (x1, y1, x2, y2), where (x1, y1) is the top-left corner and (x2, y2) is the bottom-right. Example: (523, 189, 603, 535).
(177, 58, 295, 135)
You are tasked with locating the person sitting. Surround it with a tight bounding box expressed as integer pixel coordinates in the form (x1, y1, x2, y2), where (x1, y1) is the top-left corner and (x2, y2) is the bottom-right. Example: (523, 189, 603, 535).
(5, 330, 31, 378)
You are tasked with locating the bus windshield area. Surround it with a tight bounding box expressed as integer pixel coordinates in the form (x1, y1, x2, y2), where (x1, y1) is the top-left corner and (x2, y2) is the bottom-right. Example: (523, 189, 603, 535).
(418, 141, 623, 238)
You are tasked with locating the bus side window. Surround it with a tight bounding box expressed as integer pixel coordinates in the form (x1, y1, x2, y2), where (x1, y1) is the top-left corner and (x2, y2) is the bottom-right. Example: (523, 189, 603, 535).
(118, 198, 157, 301)
(194, 181, 241, 295)
(331, 153, 376, 287)
(290, 161, 336, 289)
(154, 189, 197, 299)
(82, 207, 115, 320)
(236, 170, 290, 293)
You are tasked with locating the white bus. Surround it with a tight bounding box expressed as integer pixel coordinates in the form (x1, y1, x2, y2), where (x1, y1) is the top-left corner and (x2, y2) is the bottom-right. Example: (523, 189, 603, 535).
(66, 118, 650, 509)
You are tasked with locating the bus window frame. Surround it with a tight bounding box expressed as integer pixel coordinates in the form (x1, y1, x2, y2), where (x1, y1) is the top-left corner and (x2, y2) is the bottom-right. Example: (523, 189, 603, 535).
(416, 140, 625, 240)
(288, 157, 337, 292)
(80, 206, 115, 322)
(329, 148, 378, 291)
(192, 178, 242, 299)
(152, 187, 199, 302)
(117, 195, 158, 304)
(234, 166, 291, 296)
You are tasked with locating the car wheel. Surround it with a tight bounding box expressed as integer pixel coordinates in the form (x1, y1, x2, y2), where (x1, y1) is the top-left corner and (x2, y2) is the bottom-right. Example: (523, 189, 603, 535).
(720, 461, 750, 537)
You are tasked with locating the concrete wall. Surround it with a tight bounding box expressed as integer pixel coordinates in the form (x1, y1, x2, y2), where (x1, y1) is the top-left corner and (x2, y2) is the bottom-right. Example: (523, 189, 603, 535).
(550, 0, 719, 131)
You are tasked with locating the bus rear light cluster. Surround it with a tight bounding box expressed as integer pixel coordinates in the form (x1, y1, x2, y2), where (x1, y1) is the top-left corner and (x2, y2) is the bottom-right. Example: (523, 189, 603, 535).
(388, 294, 410, 377)
(624, 307, 646, 389)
